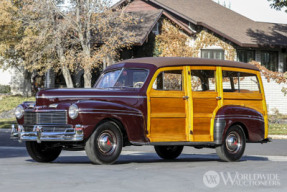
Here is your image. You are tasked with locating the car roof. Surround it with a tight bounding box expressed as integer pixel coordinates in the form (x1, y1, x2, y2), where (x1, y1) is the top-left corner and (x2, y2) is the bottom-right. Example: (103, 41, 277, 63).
(111, 57, 259, 71)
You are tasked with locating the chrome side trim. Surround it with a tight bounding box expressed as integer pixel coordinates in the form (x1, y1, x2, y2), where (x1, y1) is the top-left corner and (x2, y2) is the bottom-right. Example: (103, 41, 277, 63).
(216, 117, 264, 122)
(36, 95, 147, 99)
(216, 114, 263, 119)
(130, 141, 218, 147)
(79, 111, 143, 116)
(80, 108, 138, 113)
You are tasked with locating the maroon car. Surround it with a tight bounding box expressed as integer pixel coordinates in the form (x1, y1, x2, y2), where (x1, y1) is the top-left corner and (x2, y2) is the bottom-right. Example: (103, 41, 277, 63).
(12, 57, 270, 164)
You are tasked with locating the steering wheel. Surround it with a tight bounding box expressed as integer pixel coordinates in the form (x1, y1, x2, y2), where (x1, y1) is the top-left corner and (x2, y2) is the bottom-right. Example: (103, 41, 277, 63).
(134, 82, 144, 88)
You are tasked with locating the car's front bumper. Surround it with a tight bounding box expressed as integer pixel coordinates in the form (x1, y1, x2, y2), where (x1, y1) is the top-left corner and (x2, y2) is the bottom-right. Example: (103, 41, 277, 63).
(11, 124, 84, 143)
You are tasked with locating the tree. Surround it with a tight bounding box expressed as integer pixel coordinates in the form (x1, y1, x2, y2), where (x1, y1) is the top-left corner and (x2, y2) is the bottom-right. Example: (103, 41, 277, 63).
(0, 0, 33, 96)
(51, 0, 136, 87)
(17, 0, 136, 88)
(268, 0, 287, 13)
(1, 0, 137, 91)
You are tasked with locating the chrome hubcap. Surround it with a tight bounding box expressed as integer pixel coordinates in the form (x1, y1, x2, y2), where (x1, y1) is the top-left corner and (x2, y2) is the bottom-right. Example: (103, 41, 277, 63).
(225, 131, 241, 154)
(97, 130, 117, 155)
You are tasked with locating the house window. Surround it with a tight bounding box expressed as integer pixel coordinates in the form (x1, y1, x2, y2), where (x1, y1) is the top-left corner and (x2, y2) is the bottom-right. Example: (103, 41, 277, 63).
(261, 51, 278, 71)
(201, 49, 224, 60)
(152, 22, 160, 35)
(237, 50, 255, 63)
(284, 54, 287, 72)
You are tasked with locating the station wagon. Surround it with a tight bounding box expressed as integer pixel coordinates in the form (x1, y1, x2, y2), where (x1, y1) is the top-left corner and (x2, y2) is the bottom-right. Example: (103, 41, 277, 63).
(12, 57, 270, 164)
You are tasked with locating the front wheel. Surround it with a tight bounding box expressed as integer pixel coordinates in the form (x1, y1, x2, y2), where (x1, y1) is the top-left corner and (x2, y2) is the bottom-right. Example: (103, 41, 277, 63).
(155, 146, 184, 160)
(85, 122, 123, 165)
(26, 141, 62, 162)
(216, 125, 246, 162)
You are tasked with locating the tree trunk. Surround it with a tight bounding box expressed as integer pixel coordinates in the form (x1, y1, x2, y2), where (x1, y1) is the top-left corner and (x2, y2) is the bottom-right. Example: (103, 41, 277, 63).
(23, 70, 32, 97)
(84, 67, 92, 88)
(61, 65, 74, 88)
(57, 44, 74, 88)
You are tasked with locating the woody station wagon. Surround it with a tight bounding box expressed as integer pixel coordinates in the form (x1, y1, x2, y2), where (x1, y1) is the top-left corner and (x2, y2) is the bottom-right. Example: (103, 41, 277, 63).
(11, 57, 270, 164)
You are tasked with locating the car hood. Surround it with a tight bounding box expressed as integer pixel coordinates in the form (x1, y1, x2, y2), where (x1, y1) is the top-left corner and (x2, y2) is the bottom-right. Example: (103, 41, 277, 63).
(36, 88, 146, 106)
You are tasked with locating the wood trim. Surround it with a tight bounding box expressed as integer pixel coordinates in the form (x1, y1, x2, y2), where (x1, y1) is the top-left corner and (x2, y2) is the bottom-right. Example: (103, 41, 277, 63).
(190, 66, 216, 70)
(192, 92, 218, 98)
(151, 113, 186, 118)
(193, 135, 211, 142)
(223, 92, 263, 100)
(185, 66, 193, 141)
(149, 90, 185, 97)
(222, 67, 258, 74)
(257, 71, 268, 138)
(193, 113, 213, 118)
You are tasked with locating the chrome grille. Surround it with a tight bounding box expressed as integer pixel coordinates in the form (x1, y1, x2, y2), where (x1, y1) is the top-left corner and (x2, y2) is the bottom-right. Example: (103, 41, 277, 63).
(23, 125, 72, 132)
(24, 111, 67, 125)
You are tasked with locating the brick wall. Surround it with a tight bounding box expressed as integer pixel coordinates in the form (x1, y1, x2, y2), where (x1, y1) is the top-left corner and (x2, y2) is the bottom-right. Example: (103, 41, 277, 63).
(261, 75, 287, 114)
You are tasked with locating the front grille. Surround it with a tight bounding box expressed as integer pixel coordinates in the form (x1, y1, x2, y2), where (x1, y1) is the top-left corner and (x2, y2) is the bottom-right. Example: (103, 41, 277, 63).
(24, 111, 67, 125)
(23, 125, 72, 132)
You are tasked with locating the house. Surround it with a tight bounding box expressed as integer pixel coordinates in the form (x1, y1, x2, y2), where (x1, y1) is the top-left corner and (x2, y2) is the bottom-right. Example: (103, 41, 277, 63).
(3, 0, 287, 114)
(112, 0, 287, 114)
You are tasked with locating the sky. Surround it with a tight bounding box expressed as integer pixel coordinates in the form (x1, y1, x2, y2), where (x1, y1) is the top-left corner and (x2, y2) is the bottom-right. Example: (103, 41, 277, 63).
(112, 0, 287, 24)
(216, 0, 287, 24)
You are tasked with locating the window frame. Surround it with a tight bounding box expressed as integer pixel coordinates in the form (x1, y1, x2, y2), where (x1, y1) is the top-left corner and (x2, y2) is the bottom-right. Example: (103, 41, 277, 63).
(261, 51, 279, 71)
(237, 49, 255, 63)
(190, 69, 217, 92)
(201, 49, 225, 60)
(152, 69, 184, 91)
(221, 67, 263, 100)
(94, 68, 150, 89)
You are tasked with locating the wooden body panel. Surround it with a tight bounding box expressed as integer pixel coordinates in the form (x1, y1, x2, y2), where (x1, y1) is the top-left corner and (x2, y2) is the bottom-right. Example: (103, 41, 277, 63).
(190, 67, 219, 142)
(147, 67, 188, 142)
(149, 97, 187, 141)
(192, 98, 218, 141)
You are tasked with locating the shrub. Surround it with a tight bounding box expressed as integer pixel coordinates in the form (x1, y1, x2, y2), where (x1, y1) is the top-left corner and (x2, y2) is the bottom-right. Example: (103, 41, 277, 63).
(0, 84, 11, 93)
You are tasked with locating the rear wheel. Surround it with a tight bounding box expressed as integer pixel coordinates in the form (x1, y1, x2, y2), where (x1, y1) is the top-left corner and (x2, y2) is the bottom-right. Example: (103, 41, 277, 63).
(26, 141, 62, 162)
(155, 146, 183, 160)
(85, 122, 123, 165)
(216, 125, 246, 162)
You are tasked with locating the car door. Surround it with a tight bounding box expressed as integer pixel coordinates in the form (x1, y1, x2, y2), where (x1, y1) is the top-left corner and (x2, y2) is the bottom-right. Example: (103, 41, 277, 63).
(147, 67, 190, 142)
(189, 66, 221, 142)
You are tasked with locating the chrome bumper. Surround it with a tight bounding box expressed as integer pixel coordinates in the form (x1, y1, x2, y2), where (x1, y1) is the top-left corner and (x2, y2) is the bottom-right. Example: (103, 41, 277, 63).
(11, 124, 84, 143)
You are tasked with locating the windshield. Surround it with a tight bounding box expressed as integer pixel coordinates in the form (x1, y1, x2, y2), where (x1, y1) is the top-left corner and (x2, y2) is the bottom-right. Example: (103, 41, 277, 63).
(95, 68, 149, 89)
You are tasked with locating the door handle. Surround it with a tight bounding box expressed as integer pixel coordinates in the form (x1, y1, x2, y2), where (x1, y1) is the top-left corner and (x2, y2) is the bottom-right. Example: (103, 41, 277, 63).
(216, 96, 222, 100)
(183, 96, 189, 100)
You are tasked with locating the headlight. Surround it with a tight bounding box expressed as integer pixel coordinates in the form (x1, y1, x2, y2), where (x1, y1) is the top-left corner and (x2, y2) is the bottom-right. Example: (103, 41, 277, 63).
(15, 105, 24, 119)
(69, 104, 79, 119)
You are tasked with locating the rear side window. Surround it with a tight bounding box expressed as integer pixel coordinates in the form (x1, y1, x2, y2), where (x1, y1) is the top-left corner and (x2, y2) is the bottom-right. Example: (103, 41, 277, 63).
(222, 71, 260, 93)
(153, 70, 182, 91)
(190, 70, 216, 92)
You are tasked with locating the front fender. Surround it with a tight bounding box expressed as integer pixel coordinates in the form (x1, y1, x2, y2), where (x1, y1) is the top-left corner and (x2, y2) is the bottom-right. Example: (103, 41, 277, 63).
(214, 105, 265, 144)
(75, 100, 146, 142)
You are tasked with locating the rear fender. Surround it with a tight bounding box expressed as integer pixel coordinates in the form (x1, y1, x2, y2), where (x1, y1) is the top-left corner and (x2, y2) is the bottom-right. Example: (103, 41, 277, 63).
(214, 105, 265, 144)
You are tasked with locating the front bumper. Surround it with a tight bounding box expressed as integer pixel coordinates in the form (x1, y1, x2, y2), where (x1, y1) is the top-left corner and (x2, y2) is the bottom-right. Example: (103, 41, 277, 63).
(11, 124, 84, 143)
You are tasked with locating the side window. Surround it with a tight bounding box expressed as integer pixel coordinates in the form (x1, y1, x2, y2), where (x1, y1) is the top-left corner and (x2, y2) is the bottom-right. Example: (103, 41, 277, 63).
(153, 70, 182, 91)
(190, 70, 216, 92)
(222, 71, 260, 93)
